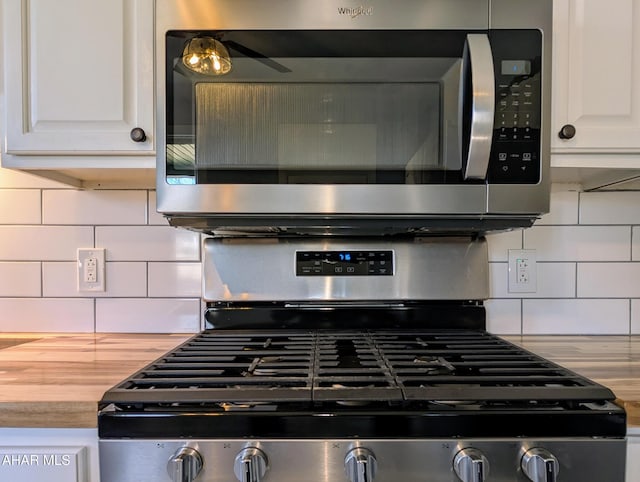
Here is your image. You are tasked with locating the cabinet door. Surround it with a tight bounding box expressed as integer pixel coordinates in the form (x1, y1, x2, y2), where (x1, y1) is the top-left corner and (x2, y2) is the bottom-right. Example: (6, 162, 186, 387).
(552, 0, 640, 153)
(2, 0, 153, 155)
(0, 428, 99, 482)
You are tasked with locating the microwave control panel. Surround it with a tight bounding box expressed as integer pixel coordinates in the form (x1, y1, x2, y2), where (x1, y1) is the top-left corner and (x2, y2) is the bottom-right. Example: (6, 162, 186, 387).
(488, 30, 542, 184)
(296, 251, 393, 276)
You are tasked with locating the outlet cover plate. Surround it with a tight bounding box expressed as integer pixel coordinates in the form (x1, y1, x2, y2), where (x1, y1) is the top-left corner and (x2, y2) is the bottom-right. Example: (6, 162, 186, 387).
(508, 249, 537, 293)
(77, 248, 105, 292)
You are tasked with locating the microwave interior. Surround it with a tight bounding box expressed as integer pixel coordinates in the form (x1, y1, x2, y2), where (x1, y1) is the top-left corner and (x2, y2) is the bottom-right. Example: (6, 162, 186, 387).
(165, 30, 541, 186)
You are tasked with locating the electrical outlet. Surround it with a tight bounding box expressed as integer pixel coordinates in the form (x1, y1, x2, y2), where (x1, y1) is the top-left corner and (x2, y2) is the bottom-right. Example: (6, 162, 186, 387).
(77, 248, 105, 292)
(508, 249, 537, 293)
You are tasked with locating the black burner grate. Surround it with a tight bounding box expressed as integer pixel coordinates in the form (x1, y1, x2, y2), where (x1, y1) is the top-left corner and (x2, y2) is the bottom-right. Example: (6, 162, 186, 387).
(101, 330, 615, 405)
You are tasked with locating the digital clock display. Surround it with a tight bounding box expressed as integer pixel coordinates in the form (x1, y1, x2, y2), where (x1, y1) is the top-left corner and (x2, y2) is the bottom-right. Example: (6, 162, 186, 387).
(501, 60, 531, 76)
(296, 250, 393, 276)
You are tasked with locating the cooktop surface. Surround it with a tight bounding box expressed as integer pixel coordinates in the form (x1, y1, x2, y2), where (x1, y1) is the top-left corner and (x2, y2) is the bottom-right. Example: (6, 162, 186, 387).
(98, 330, 626, 439)
(101, 329, 616, 405)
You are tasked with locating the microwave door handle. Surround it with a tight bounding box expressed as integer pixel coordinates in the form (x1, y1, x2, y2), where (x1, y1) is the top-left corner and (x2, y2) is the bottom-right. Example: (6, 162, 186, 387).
(462, 33, 495, 180)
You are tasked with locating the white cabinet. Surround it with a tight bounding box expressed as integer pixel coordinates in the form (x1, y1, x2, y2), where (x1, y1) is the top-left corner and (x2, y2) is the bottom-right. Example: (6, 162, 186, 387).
(0, 0, 154, 186)
(0, 428, 99, 482)
(552, 0, 640, 154)
(551, 0, 640, 186)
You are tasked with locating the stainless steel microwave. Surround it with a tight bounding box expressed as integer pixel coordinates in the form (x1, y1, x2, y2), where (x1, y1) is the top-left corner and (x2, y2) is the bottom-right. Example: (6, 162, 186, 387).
(155, 0, 552, 235)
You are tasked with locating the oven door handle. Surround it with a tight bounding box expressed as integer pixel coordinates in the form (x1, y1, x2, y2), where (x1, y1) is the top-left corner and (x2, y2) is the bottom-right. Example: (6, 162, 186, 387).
(461, 33, 495, 181)
(284, 302, 406, 309)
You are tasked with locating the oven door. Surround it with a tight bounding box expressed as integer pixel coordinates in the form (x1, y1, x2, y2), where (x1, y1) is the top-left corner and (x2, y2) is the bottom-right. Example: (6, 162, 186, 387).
(155, 0, 551, 233)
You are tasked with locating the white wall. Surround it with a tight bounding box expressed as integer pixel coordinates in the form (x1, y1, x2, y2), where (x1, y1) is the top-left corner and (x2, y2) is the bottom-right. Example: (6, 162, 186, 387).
(0, 167, 638, 334)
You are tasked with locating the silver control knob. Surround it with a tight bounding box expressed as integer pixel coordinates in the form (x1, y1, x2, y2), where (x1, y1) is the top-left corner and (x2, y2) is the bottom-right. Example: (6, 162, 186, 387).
(521, 448, 559, 482)
(234, 447, 268, 482)
(167, 447, 203, 482)
(453, 448, 489, 482)
(345, 448, 377, 482)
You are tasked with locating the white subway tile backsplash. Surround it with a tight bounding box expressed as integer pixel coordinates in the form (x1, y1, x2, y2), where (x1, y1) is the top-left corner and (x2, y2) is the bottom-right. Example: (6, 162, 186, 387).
(43, 190, 147, 225)
(486, 230, 522, 262)
(632, 300, 640, 334)
(490, 262, 576, 299)
(577, 263, 640, 298)
(96, 298, 201, 333)
(148, 191, 169, 226)
(535, 189, 579, 225)
(0, 190, 40, 224)
(0, 262, 41, 297)
(0, 182, 636, 335)
(42, 262, 147, 297)
(0, 226, 94, 261)
(523, 299, 629, 334)
(0, 298, 94, 332)
(485, 299, 521, 334)
(580, 191, 640, 225)
(96, 226, 200, 261)
(524, 226, 631, 261)
(148, 262, 202, 297)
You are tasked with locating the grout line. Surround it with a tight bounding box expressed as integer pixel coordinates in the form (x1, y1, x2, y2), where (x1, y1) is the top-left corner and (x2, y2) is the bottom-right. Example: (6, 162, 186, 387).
(146, 190, 150, 225)
(39, 189, 44, 225)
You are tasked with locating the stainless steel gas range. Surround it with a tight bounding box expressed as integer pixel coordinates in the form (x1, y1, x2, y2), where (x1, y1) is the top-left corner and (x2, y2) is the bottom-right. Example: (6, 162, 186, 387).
(98, 237, 626, 482)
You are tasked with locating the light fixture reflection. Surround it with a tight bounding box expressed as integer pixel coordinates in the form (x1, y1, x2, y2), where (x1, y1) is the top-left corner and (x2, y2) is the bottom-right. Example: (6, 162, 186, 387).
(181, 37, 232, 75)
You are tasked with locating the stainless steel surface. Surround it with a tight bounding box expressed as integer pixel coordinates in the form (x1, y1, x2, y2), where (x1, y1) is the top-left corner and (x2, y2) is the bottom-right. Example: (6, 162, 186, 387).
(155, 0, 489, 31)
(203, 237, 489, 302)
(167, 447, 203, 482)
(462, 34, 495, 181)
(345, 448, 377, 482)
(157, 184, 488, 216)
(233, 448, 268, 482)
(100, 438, 626, 482)
(521, 448, 559, 482)
(454, 448, 489, 482)
(155, 0, 552, 233)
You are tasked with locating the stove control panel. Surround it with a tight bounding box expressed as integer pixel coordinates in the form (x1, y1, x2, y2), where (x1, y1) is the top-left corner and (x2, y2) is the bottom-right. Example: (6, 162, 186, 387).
(100, 438, 625, 482)
(296, 251, 393, 276)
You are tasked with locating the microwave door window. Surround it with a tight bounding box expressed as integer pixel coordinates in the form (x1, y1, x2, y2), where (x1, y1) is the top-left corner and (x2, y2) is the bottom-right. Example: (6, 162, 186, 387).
(195, 80, 446, 183)
(166, 30, 470, 185)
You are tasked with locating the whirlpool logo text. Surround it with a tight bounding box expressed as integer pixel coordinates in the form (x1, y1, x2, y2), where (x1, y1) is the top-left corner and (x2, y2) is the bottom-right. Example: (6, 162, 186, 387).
(337, 6, 374, 18)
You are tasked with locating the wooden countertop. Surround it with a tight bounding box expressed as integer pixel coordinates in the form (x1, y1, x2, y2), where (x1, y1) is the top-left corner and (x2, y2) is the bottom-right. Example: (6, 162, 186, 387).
(505, 335, 640, 427)
(0, 333, 639, 428)
(0, 333, 191, 428)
